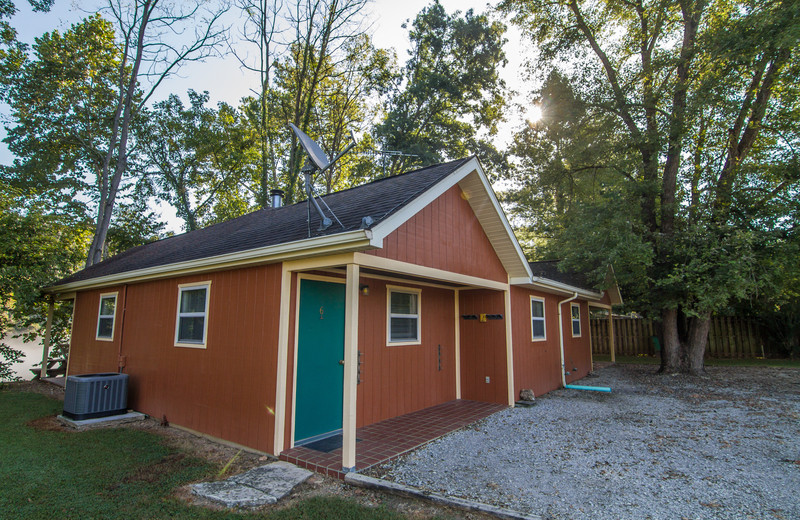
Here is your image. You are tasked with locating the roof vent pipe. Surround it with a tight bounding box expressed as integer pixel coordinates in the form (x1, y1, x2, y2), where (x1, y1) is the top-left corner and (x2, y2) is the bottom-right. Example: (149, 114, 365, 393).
(270, 189, 284, 208)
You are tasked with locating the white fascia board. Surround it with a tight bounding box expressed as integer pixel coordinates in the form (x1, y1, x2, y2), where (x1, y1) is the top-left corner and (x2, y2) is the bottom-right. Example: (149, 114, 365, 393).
(369, 158, 481, 244)
(45, 229, 374, 293)
(370, 157, 532, 280)
(512, 276, 604, 301)
(459, 159, 533, 280)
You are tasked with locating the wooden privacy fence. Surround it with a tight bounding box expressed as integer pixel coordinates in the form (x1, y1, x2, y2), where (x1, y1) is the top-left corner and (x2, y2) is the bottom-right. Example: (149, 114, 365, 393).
(590, 316, 766, 358)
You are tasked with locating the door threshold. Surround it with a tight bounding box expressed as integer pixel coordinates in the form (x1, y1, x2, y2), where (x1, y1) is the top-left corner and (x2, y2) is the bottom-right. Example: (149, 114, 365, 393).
(295, 428, 343, 447)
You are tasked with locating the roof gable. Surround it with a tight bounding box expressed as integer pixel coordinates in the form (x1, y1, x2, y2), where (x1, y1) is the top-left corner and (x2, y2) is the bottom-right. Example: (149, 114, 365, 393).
(370, 157, 532, 280)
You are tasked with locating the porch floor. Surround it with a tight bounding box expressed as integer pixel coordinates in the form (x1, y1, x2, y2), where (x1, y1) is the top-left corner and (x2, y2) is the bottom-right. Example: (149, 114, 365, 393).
(280, 399, 506, 479)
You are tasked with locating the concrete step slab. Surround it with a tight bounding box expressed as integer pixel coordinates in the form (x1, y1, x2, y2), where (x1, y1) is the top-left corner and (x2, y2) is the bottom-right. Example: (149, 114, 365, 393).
(192, 461, 312, 509)
(192, 479, 276, 508)
(231, 461, 312, 498)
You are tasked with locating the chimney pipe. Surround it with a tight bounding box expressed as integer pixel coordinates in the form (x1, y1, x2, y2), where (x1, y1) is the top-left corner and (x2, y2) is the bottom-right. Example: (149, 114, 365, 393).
(270, 189, 284, 208)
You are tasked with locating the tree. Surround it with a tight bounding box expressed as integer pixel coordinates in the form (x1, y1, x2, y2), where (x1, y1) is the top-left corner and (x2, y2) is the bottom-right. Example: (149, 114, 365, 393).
(290, 33, 394, 193)
(105, 199, 166, 257)
(500, 0, 800, 374)
(85, 0, 228, 267)
(137, 90, 256, 231)
(278, 0, 370, 204)
(231, 0, 284, 207)
(0, 1, 53, 99)
(375, 0, 508, 175)
(0, 183, 88, 381)
(2, 15, 122, 217)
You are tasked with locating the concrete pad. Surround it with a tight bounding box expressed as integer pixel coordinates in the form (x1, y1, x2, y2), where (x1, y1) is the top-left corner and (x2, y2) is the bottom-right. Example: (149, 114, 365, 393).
(192, 461, 312, 509)
(192, 480, 276, 508)
(57, 411, 146, 429)
(231, 461, 312, 499)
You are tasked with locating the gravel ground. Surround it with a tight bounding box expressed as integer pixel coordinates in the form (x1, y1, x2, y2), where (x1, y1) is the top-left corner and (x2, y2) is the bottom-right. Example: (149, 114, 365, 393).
(371, 364, 800, 520)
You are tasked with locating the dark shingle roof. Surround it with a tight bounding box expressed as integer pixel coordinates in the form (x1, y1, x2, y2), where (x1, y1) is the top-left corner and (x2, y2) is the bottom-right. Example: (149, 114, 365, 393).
(528, 260, 596, 292)
(56, 158, 472, 286)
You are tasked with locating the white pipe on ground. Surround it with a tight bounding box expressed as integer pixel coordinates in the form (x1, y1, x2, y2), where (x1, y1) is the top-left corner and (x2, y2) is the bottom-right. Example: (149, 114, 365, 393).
(557, 292, 579, 388)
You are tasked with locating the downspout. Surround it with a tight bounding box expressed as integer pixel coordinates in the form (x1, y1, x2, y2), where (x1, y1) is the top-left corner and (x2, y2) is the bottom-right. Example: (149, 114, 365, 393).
(557, 292, 579, 388)
(558, 293, 612, 393)
(117, 285, 128, 373)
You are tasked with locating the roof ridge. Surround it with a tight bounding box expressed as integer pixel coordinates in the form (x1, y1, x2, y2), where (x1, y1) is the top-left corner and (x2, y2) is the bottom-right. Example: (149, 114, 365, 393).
(307, 157, 471, 203)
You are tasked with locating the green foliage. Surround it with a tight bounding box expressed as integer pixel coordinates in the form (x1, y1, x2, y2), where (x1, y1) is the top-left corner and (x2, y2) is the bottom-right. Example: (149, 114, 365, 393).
(501, 0, 800, 310)
(2, 14, 123, 212)
(105, 200, 167, 257)
(137, 90, 257, 231)
(275, 32, 393, 202)
(0, 184, 88, 380)
(375, 0, 508, 174)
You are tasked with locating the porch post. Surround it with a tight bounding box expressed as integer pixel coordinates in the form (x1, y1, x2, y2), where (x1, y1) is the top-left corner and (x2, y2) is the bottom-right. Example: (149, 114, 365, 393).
(608, 309, 616, 363)
(40, 297, 54, 380)
(453, 289, 461, 399)
(273, 267, 292, 455)
(504, 288, 515, 406)
(342, 263, 360, 471)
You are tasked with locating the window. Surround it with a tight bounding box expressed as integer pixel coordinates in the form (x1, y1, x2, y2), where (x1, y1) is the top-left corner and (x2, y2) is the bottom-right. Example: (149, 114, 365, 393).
(387, 287, 421, 345)
(571, 303, 581, 337)
(96, 293, 117, 341)
(175, 282, 211, 347)
(530, 297, 546, 341)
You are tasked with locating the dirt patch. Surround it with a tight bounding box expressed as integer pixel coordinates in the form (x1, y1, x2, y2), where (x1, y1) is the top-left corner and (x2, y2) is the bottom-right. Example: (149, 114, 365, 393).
(25, 414, 75, 433)
(3, 379, 65, 400)
(123, 453, 187, 484)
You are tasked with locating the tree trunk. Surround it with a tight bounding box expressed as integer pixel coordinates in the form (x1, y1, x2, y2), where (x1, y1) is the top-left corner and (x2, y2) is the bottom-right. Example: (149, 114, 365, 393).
(687, 312, 711, 375)
(660, 308, 683, 373)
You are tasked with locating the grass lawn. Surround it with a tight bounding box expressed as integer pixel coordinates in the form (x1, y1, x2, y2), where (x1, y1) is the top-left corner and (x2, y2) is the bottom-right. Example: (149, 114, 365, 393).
(0, 390, 413, 520)
(593, 354, 800, 368)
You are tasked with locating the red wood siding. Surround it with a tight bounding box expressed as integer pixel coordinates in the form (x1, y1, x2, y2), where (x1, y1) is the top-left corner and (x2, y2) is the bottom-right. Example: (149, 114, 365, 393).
(563, 300, 592, 383)
(69, 287, 126, 375)
(280, 274, 457, 451)
(510, 287, 592, 399)
(458, 289, 508, 404)
(356, 279, 456, 427)
(366, 185, 507, 283)
(70, 264, 282, 454)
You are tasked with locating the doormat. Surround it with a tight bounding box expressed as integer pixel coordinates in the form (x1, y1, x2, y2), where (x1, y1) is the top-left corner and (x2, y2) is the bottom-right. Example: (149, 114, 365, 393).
(303, 435, 361, 453)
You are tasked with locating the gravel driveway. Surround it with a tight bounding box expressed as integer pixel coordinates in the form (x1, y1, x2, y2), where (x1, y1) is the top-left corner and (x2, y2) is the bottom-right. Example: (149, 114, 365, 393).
(372, 364, 800, 520)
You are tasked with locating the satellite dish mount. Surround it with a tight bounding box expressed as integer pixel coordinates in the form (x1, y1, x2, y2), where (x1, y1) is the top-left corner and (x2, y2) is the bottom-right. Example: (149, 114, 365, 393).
(288, 123, 357, 232)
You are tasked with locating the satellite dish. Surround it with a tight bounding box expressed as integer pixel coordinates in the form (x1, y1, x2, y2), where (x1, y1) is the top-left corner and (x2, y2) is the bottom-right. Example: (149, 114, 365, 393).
(287, 123, 358, 234)
(288, 123, 330, 171)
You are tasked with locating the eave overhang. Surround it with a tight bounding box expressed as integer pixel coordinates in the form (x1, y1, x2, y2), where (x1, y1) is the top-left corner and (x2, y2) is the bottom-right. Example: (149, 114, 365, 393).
(44, 229, 378, 295)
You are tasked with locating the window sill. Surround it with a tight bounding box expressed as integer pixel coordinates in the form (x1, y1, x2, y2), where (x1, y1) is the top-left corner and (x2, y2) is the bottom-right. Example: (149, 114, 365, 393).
(386, 340, 422, 347)
(174, 342, 207, 349)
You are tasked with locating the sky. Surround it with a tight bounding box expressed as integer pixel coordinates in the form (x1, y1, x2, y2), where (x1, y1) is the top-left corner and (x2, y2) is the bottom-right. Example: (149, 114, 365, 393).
(2, 0, 535, 229)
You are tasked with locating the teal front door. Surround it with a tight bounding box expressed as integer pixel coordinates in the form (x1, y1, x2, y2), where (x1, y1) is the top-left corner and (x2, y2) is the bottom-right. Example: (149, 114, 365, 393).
(294, 278, 346, 443)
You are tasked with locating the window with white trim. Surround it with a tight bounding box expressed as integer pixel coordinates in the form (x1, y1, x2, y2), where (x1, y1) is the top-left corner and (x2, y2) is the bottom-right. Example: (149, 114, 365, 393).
(571, 303, 581, 337)
(387, 287, 421, 345)
(530, 297, 546, 341)
(96, 293, 117, 341)
(175, 282, 211, 347)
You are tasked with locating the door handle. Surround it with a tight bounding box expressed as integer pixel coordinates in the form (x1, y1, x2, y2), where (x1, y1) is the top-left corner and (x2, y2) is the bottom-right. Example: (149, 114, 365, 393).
(339, 359, 345, 365)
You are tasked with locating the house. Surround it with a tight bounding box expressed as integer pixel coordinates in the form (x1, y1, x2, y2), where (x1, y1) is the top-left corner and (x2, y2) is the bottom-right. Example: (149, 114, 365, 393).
(43, 156, 620, 472)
